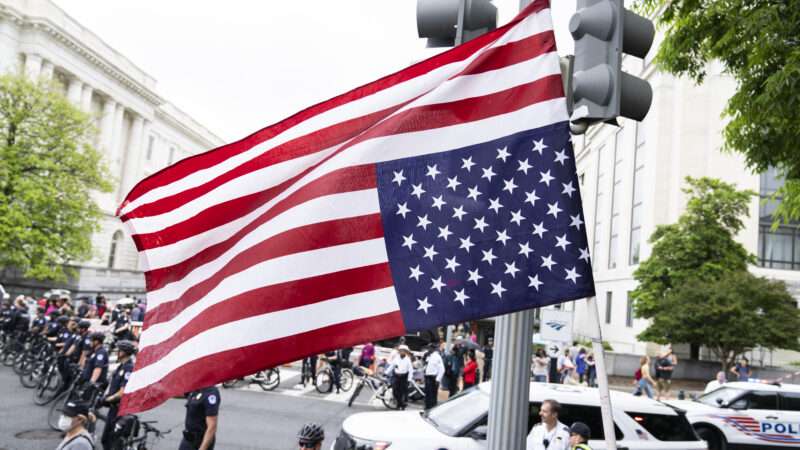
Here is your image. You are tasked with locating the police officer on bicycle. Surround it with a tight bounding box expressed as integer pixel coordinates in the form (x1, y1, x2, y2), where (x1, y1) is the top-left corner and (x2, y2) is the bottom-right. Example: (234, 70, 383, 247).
(180, 385, 220, 450)
(81, 332, 109, 395)
(297, 423, 324, 450)
(100, 340, 136, 450)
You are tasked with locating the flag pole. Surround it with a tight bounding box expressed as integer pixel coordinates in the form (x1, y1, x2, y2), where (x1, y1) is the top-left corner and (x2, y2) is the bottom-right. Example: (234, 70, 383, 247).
(586, 296, 618, 450)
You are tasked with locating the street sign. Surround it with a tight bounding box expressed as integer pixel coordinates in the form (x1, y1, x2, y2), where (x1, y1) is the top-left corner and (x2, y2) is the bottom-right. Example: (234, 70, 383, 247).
(540, 308, 573, 344)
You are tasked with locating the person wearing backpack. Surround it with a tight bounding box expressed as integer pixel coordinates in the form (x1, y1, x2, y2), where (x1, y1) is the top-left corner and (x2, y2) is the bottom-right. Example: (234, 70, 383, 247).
(55, 401, 96, 450)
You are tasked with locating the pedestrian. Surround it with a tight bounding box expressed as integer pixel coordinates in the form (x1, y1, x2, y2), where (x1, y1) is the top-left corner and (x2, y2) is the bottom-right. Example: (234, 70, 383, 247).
(180, 385, 220, 450)
(99, 340, 136, 450)
(482, 336, 493, 381)
(301, 355, 318, 386)
(559, 349, 576, 384)
(296, 423, 325, 450)
(575, 348, 587, 384)
(423, 342, 445, 409)
(530, 399, 570, 450)
(463, 351, 478, 390)
(444, 341, 463, 397)
(533, 348, 549, 382)
(568, 421, 592, 450)
(548, 345, 560, 384)
(637, 356, 656, 399)
(704, 371, 728, 393)
(391, 345, 413, 410)
(359, 341, 375, 370)
(655, 344, 677, 400)
(586, 353, 596, 387)
(55, 401, 96, 450)
(730, 357, 752, 381)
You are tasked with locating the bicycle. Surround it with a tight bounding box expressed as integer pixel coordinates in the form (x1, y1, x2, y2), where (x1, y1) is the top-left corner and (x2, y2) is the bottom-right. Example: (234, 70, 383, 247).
(347, 366, 394, 407)
(111, 415, 169, 450)
(315, 358, 354, 394)
(222, 367, 280, 391)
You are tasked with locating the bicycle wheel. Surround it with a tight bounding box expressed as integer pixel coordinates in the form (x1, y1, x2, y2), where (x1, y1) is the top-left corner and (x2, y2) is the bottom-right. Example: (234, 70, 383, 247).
(379, 385, 399, 410)
(33, 369, 63, 406)
(12, 353, 30, 375)
(339, 369, 354, 392)
(259, 369, 280, 391)
(315, 369, 332, 394)
(347, 381, 364, 407)
(20, 362, 42, 388)
(48, 391, 69, 430)
(222, 378, 239, 389)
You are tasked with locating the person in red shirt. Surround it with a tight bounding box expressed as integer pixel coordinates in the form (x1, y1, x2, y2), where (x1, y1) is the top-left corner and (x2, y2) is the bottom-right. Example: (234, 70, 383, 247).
(463, 351, 478, 390)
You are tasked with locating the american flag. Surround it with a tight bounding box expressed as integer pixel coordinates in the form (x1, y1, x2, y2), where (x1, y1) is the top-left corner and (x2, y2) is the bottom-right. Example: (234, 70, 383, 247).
(117, 0, 594, 414)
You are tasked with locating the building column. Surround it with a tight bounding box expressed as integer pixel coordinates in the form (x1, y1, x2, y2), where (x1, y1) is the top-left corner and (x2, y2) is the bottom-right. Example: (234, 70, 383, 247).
(80, 85, 93, 112)
(41, 61, 54, 80)
(99, 98, 117, 158)
(24, 53, 42, 79)
(119, 115, 145, 201)
(110, 103, 125, 166)
(66, 77, 83, 105)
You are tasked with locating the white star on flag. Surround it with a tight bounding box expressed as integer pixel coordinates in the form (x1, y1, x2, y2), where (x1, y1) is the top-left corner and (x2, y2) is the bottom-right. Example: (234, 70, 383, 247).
(532, 138, 548, 154)
(417, 297, 433, 314)
(396, 202, 411, 218)
(426, 164, 441, 179)
(454, 289, 469, 305)
(392, 170, 406, 185)
(541, 254, 557, 271)
(565, 267, 582, 284)
(409, 265, 423, 281)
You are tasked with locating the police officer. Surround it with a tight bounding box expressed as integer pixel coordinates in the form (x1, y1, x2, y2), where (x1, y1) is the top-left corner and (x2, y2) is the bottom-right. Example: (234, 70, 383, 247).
(30, 306, 47, 334)
(100, 340, 136, 450)
(568, 422, 592, 450)
(180, 385, 220, 450)
(72, 320, 93, 368)
(530, 399, 570, 450)
(81, 332, 109, 395)
(112, 307, 132, 341)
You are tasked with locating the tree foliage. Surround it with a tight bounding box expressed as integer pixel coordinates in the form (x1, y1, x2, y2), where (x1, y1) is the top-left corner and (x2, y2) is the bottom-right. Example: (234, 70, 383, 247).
(640, 0, 800, 222)
(0, 73, 111, 281)
(640, 271, 800, 370)
(632, 177, 754, 318)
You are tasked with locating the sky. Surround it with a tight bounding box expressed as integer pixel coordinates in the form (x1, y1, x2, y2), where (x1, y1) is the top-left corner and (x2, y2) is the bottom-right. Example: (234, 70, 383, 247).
(52, 0, 576, 143)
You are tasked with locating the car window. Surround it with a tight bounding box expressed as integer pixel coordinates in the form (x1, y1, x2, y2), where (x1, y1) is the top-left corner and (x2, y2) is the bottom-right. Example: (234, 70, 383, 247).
(730, 391, 778, 410)
(780, 392, 800, 411)
(698, 387, 745, 407)
(426, 388, 490, 436)
(625, 412, 698, 441)
(528, 402, 623, 440)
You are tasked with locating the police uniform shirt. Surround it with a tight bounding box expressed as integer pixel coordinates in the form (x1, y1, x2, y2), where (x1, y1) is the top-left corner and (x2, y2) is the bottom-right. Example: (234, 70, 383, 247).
(185, 387, 220, 435)
(59, 331, 76, 353)
(393, 355, 413, 375)
(529, 421, 570, 450)
(82, 346, 109, 381)
(46, 321, 60, 337)
(32, 317, 46, 329)
(108, 359, 134, 397)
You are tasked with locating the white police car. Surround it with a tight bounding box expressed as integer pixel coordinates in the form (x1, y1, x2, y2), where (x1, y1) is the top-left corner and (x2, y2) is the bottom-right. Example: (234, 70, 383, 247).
(667, 381, 800, 449)
(333, 382, 705, 450)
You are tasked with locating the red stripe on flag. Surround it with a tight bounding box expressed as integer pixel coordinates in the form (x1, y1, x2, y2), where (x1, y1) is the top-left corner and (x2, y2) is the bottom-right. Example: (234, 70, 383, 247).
(142, 164, 376, 290)
(143, 214, 386, 329)
(117, 0, 549, 211)
(120, 311, 406, 415)
(456, 31, 555, 77)
(136, 262, 394, 369)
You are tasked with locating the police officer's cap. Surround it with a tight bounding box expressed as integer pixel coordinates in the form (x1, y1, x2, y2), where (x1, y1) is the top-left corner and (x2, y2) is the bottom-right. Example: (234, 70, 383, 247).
(116, 340, 137, 355)
(89, 331, 105, 342)
(77, 320, 91, 329)
(56, 315, 70, 324)
(569, 421, 591, 439)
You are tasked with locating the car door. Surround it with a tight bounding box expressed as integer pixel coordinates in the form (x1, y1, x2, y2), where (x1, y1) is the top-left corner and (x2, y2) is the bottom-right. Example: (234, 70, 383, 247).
(776, 392, 800, 445)
(727, 390, 784, 446)
(526, 402, 625, 449)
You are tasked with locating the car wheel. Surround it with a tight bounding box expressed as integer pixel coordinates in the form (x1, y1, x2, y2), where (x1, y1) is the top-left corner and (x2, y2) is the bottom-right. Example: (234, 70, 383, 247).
(696, 425, 726, 450)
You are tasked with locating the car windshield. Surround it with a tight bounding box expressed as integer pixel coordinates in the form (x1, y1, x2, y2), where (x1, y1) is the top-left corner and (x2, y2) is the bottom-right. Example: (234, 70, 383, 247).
(698, 387, 745, 407)
(425, 388, 490, 436)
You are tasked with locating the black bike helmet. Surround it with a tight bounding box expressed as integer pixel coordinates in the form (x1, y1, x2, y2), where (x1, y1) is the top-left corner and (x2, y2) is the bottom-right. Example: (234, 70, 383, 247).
(89, 331, 105, 342)
(116, 340, 137, 355)
(56, 315, 70, 325)
(78, 320, 91, 329)
(297, 423, 325, 446)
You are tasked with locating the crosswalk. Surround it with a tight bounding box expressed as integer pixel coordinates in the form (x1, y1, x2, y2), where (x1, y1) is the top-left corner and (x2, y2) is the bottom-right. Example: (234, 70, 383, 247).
(230, 366, 422, 410)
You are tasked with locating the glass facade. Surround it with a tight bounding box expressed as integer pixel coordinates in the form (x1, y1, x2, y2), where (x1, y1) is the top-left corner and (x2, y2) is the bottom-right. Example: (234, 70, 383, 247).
(605, 291, 613, 324)
(758, 167, 800, 269)
(629, 121, 646, 265)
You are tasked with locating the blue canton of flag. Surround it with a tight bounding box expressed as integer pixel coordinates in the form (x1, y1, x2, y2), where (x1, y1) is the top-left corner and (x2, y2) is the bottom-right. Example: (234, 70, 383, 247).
(377, 121, 595, 331)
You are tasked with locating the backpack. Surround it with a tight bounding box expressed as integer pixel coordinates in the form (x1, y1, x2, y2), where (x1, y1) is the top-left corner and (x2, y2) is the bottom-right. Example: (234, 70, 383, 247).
(634, 368, 642, 381)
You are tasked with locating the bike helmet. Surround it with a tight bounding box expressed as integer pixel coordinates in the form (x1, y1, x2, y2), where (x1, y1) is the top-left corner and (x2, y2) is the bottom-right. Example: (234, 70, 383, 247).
(116, 340, 137, 355)
(78, 320, 91, 329)
(297, 422, 325, 446)
(89, 331, 106, 342)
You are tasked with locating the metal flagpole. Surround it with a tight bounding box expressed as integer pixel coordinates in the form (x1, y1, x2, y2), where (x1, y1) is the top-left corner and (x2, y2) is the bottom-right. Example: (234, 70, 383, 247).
(586, 296, 618, 450)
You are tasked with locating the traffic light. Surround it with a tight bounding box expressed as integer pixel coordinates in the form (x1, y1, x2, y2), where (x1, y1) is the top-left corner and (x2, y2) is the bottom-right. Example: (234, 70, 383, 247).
(417, 0, 497, 48)
(568, 0, 654, 133)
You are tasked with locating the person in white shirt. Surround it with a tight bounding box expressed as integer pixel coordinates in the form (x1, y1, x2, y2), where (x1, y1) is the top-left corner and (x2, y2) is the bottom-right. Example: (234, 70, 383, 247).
(391, 344, 413, 410)
(529, 399, 570, 450)
(704, 371, 727, 394)
(423, 342, 445, 409)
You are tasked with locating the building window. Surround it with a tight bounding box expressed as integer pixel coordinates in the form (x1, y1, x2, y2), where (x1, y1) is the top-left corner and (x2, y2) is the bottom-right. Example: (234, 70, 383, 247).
(758, 167, 800, 269)
(146, 136, 155, 160)
(626, 293, 634, 327)
(629, 120, 646, 265)
(608, 129, 624, 269)
(593, 146, 606, 270)
(108, 230, 123, 269)
(168, 147, 176, 165)
(605, 291, 612, 324)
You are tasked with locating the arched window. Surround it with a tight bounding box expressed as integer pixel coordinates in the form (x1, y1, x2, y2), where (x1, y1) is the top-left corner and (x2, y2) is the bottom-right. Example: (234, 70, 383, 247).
(108, 230, 123, 269)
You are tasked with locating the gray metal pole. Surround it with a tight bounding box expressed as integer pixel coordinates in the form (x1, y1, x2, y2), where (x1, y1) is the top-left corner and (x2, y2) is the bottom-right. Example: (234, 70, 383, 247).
(586, 296, 618, 450)
(487, 309, 535, 450)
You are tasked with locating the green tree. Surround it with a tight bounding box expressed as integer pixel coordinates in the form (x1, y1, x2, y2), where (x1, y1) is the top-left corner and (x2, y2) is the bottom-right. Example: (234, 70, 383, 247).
(639, 0, 800, 223)
(632, 177, 754, 319)
(0, 73, 111, 281)
(640, 271, 800, 371)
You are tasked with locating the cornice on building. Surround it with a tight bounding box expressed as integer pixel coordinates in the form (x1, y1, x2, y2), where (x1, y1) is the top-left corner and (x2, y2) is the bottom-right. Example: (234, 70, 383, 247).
(156, 104, 225, 150)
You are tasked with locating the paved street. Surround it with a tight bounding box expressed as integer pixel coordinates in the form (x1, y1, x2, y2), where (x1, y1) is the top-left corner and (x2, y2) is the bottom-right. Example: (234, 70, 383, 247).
(0, 365, 398, 450)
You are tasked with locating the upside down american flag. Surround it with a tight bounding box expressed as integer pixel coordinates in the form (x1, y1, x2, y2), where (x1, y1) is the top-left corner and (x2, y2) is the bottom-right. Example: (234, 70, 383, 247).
(117, 0, 595, 413)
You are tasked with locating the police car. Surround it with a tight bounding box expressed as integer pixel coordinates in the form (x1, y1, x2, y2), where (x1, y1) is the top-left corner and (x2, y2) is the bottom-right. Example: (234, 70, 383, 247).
(333, 382, 705, 450)
(667, 381, 800, 449)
